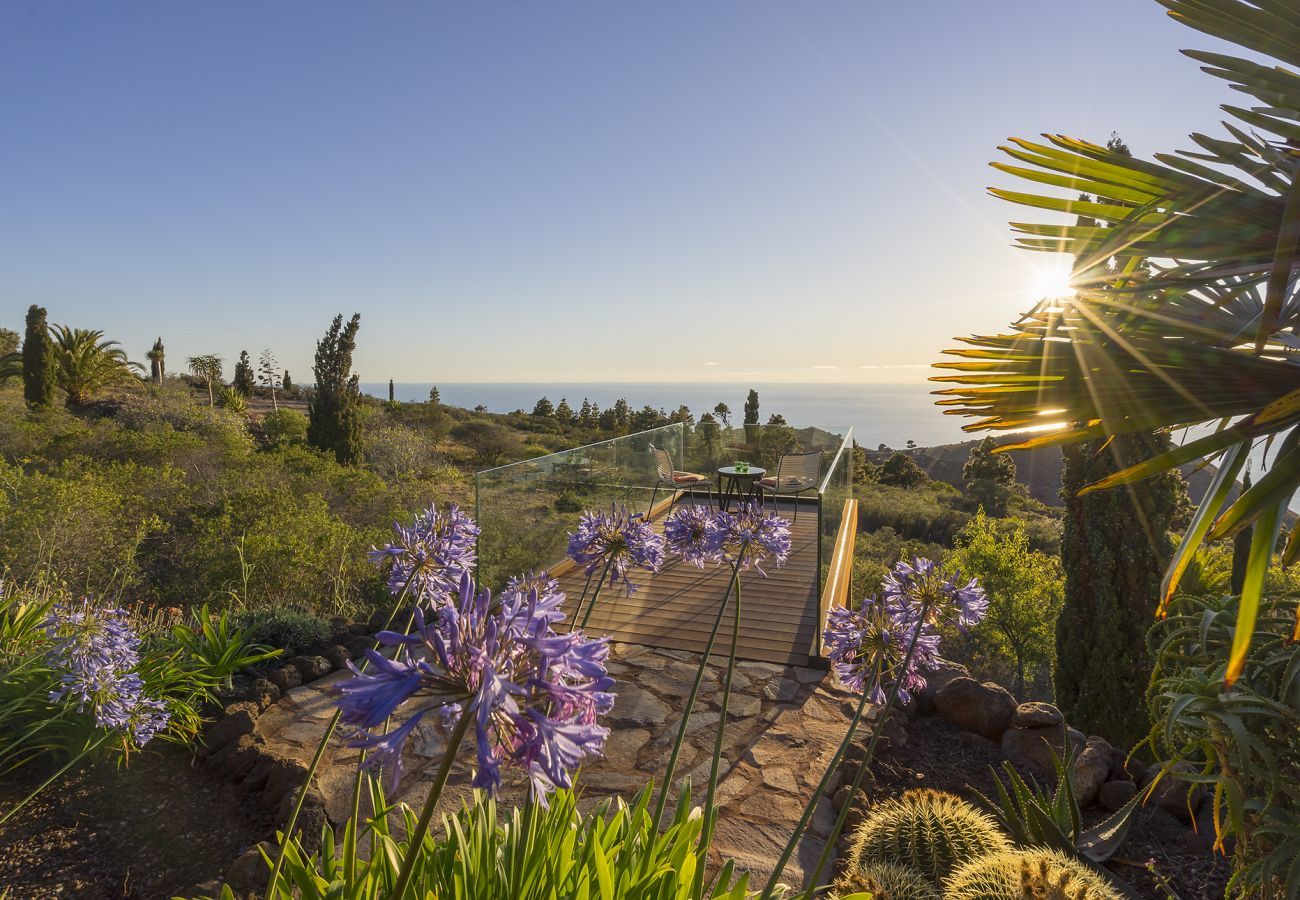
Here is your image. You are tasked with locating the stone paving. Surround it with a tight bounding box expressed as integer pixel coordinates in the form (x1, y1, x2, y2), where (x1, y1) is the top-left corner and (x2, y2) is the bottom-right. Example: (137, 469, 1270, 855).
(249, 642, 861, 890)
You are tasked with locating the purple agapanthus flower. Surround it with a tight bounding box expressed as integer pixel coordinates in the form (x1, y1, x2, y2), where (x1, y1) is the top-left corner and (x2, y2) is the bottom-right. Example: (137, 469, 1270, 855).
(882, 557, 988, 633)
(713, 503, 791, 573)
(368, 503, 480, 604)
(823, 597, 940, 704)
(565, 505, 665, 595)
(332, 573, 614, 801)
(663, 505, 724, 568)
(43, 598, 171, 745)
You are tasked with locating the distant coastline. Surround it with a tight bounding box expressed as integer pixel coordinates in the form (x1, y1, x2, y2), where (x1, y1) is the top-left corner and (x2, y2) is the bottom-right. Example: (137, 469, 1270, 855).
(359, 381, 966, 449)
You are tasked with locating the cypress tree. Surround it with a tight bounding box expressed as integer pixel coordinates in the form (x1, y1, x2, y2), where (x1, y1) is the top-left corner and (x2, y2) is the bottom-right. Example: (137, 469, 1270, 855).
(283, 370, 293, 392)
(22, 304, 54, 408)
(1057, 435, 1182, 749)
(307, 313, 363, 465)
(743, 389, 760, 425)
(232, 350, 255, 397)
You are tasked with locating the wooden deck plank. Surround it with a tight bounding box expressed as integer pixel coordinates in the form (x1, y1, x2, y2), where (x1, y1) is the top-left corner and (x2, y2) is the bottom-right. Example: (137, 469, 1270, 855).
(556, 499, 822, 666)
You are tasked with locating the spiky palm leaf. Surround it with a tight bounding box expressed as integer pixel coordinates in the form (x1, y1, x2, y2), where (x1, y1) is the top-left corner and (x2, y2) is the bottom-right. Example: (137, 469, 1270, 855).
(49, 325, 142, 405)
(933, 0, 1300, 684)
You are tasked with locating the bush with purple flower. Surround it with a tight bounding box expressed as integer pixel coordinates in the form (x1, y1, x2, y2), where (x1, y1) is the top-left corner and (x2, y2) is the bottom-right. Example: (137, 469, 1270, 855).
(566, 504, 665, 595)
(368, 502, 479, 604)
(333, 572, 614, 800)
(43, 598, 171, 746)
(712, 502, 791, 572)
(823, 597, 941, 705)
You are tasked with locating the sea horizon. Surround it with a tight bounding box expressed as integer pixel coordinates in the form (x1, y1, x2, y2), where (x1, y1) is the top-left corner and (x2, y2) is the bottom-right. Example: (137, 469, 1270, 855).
(359, 381, 970, 449)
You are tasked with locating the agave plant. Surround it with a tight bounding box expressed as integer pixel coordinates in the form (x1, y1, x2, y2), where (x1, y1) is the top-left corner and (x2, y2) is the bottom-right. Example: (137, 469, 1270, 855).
(48, 325, 143, 405)
(932, 0, 1300, 684)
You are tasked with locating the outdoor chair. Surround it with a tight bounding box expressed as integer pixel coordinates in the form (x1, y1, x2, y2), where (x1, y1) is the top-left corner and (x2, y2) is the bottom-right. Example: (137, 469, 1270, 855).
(648, 445, 712, 516)
(759, 449, 822, 522)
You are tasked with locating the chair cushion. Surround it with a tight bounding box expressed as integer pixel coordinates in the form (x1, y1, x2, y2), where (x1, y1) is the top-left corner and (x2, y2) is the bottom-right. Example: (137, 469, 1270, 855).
(760, 476, 813, 488)
(673, 472, 707, 483)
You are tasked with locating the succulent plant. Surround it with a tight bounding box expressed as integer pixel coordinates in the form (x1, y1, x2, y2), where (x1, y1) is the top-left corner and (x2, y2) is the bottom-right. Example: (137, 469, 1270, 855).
(843, 789, 1010, 886)
(945, 848, 1123, 900)
(832, 861, 940, 900)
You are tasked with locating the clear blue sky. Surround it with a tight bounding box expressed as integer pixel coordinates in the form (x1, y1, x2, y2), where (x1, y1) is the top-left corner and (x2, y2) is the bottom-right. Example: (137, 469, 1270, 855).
(0, 1, 1244, 384)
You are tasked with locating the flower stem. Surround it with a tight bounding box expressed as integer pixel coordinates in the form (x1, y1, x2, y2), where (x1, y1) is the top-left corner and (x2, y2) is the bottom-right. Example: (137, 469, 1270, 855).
(577, 556, 615, 631)
(755, 649, 882, 900)
(388, 709, 473, 900)
(802, 606, 932, 896)
(694, 561, 743, 896)
(650, 546, 746, 828)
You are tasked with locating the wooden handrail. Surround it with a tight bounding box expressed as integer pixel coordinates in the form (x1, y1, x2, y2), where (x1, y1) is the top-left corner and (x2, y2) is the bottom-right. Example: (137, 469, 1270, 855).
(817, 497, 858, 657)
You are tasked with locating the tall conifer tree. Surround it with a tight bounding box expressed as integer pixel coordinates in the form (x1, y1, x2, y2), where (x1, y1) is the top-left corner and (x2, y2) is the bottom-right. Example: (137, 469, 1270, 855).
(308, 314, 363, 464)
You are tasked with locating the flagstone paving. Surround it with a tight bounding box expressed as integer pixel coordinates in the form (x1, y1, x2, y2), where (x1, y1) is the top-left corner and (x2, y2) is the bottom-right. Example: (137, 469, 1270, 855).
(250, 642, 861, 890)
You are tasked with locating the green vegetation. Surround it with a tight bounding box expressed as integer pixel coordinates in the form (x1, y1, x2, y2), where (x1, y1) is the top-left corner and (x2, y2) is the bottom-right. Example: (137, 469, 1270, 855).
(964, 435, 1018, 516)
(307, 313, 363, 465)
(945, 511, 1063, 699)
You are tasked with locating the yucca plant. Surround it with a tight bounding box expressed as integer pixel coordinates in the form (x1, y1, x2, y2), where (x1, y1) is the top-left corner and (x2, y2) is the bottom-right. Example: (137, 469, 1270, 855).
(215, 385, 248, 413)
(931, 0, 1300, 685)
(48, 324, 143, 405)
(976, 744, 1141, 867)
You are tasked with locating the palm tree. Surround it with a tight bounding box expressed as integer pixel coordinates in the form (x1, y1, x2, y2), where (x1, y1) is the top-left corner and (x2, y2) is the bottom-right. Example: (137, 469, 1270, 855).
(187, 355, 224, 407)
(931, 0, 1300, 684)
(48, 325, 142, 405)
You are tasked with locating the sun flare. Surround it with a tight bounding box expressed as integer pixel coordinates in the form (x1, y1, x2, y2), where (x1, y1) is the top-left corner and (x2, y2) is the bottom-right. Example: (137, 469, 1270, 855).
(1027, 259, 1075, 300)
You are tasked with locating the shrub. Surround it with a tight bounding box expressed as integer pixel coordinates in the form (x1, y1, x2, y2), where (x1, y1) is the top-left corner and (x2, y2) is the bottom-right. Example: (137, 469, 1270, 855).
(260, 408, 308, 449)
(944, 849, 1121, 900)
(451, 420, 522, 466)
(844, 789, 1010, 887)
(878, 451, 929, 487)
(365, 423, 436, 479)
(833, 861, 941, 900)
(231, 608, 332, 655)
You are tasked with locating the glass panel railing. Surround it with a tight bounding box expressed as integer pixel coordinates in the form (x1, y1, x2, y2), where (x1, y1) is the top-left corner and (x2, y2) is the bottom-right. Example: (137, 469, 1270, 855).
(473, 421, 854, 595)
(474, 423, 687, 590)
(817, 428, 855, 594)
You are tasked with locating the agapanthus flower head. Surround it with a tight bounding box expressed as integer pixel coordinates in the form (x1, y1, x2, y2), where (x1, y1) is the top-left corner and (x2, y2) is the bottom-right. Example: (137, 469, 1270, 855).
(823, 596, 940, 705)
(368, 503, 479, 604)
(662, 505, 724, 568)
(713, 503, 791, 573)
(332, 573, 614, 801)
(565, 505, 665, 595)
(882, 556, 987, 633)
(43, 598, 171, 745)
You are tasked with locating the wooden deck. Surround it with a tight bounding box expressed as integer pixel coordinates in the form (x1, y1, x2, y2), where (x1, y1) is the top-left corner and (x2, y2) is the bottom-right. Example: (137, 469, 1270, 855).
(557, 498, 823, 667)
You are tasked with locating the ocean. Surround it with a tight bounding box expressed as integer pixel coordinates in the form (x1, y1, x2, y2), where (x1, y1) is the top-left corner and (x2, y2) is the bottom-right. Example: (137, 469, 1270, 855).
(359, 381, 969, 449)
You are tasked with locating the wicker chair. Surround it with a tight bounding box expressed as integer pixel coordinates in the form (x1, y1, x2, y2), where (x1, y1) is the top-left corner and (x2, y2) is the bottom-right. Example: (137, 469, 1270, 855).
(648, 445, 712, 515)
(758, 450, 822, 521)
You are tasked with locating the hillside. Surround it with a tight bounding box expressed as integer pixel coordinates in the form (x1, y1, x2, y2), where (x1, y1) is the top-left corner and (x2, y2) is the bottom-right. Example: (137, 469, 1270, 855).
(901, 436, 1231, 507)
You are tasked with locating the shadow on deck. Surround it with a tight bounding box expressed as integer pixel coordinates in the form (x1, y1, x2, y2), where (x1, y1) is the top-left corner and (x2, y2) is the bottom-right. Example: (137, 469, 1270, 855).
(557, 498, 823, 667)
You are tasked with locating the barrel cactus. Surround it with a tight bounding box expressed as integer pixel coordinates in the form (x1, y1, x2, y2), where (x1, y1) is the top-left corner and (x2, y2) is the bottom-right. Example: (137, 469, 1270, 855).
(945, 848, 1122, 900)
(832, 861, 941, 900)
(843, 789, 1010, 886)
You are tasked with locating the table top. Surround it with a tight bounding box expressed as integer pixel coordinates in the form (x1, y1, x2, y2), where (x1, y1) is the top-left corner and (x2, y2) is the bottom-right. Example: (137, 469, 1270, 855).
(717, 465, 765, 477)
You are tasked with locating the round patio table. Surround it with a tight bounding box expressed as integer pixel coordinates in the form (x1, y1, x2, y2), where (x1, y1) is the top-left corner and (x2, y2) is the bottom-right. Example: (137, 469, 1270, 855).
(716, 465, 766, 511)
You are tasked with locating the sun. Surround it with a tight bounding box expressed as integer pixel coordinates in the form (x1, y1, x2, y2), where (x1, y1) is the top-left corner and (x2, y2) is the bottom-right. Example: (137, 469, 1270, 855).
(1027, 259, 1076, 300)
